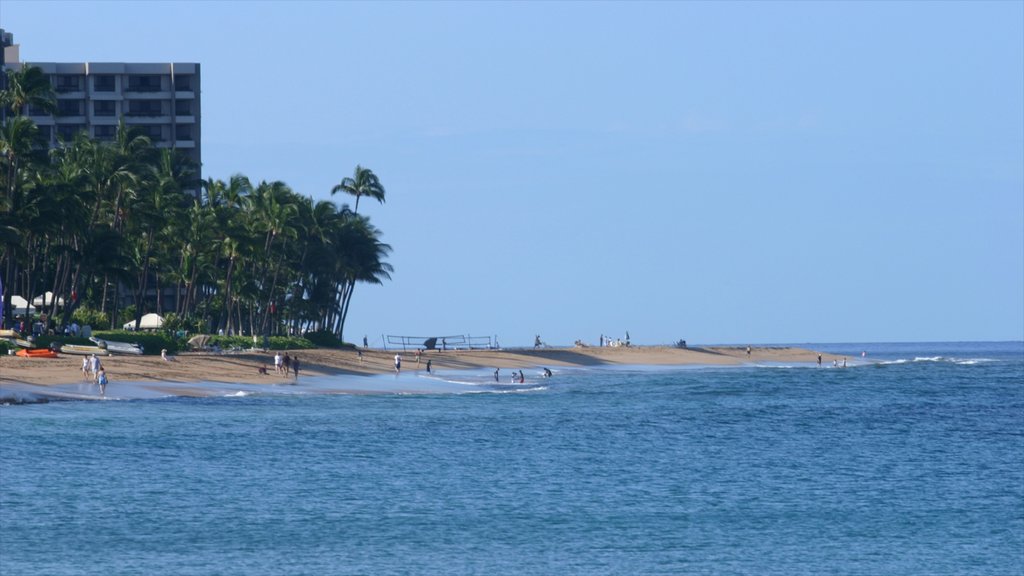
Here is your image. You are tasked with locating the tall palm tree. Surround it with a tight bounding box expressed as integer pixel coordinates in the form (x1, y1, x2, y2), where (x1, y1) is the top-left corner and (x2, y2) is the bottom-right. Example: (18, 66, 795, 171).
(1, 64, 57, 117)
(0, 115, 41, 328)
(331, 165, 386, 214)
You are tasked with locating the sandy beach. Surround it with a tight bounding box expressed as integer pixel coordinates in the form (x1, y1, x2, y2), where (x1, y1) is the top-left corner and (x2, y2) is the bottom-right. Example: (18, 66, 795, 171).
(0, 345, 843, 402)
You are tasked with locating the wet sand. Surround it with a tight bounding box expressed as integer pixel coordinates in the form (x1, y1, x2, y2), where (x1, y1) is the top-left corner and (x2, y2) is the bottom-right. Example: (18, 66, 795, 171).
(0, 345, 842, 402)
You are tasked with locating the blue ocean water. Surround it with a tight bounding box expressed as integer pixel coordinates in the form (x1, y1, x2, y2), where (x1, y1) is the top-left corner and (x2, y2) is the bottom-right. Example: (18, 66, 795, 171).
(1, 342, 1021, 575)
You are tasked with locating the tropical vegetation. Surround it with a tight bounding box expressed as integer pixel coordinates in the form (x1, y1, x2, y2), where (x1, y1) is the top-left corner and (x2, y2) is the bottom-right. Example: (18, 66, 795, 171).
(0, 65, 392, 343)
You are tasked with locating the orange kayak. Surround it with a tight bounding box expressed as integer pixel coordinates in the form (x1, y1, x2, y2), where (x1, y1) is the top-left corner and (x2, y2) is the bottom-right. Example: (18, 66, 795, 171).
(15, 348, 59, 358)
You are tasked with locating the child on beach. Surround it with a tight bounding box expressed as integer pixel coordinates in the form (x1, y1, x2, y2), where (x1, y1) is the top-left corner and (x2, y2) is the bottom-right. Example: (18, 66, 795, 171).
(97, 368, 108, 396)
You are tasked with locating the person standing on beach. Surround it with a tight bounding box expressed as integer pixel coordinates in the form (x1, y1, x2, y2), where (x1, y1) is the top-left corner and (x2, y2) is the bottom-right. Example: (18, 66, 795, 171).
(394, 354, 402, 372)
(818, 353, 822, 367)
(535, 335, 542, 349)
(89, 354, 101, 383)
(274, 352, 283, 374)
(81, 356, 90, 381)
(283, 354, 291, 374)
(293, 356, 300, 380)
(97, 368, 108, 396)
(494, 368, 499, 382)
(426, 359, 432, 374)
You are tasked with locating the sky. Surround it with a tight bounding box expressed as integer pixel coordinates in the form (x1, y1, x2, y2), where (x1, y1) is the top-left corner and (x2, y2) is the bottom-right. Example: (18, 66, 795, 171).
(3, 1, 1022, 346)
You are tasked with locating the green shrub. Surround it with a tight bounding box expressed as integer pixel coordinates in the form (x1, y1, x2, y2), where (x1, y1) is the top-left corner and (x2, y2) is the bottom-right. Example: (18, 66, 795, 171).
(303, 330, 350, 349)
(206, 335, 315, 351)
(71, 306, 109, 329)
(93, 330, 183, 355)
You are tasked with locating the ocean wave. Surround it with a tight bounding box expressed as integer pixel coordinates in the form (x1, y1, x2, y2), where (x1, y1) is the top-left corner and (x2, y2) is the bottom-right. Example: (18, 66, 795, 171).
(878, 357, 999, 366)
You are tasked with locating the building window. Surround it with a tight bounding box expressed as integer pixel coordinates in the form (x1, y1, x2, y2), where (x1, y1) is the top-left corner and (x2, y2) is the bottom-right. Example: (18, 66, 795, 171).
(94, 125, 117, 141)
(174, 75, 193, 91)
(175, 124, 192, 141)
(56, 124, 87, 141)
(138, 124, 163, 141)
(175, 100, 191, 116)
(94, 100, 116, 117)
(36, 125, 52, 145)
(57, 99, 83, 116)
(127, 100, 164, 116)
(127, 75, 162, 92)
(93, 75, 116, 92)
(27, 103, 50, 117)
(55, 74, 82, 93)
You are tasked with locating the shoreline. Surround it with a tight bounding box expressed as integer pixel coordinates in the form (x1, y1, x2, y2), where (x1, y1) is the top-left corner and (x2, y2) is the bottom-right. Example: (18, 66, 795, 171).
(0, 345, 843, 403)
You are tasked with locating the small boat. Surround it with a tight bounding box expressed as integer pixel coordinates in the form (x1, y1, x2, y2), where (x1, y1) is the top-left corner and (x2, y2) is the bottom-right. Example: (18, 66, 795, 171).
(55, 343, 109, 356)
(10, 338, 36, 349)
(90, 336, 144, 355)
(15, 348, 59, 358)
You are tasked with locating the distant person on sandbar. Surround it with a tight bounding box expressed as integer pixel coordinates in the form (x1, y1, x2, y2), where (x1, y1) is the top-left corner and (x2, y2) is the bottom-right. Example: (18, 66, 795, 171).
(415, 349, 422, 364)
(442, 338, 447, 351)
(274, 351, 283, 373)
(283, 353, 291, 374)
(357, 348, 363, 362)
(293, 356, 300, 380)
(535, 335, 542, 349)
(363, 335, 368, 348)
(817, 354, 822, 367)
(494, 368, 499, 382)
(394, 354, 402, 373)
(426, 359, 432, 374)
(81, 356, 90, 381)
(746, 346, 751, 357)
(519, 370, 525, 383)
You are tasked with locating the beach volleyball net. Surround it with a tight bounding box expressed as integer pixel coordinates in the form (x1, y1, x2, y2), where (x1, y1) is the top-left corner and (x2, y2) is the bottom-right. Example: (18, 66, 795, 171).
(383, 334, 496, 351)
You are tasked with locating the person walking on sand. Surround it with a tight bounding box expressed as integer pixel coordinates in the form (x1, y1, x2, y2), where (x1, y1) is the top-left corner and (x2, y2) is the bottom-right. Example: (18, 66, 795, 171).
(394, 354, 402, 373)
(81, 356, 90, 382)
(89, 354, 101, 384)
(535, 335, 542, 349)
(426, 359, 432, 374)
(746, 346, 752, 357)
(97, 367, 108, 396)
(292, 356, 301, 380)
(283, 353, 291, 374)
(818, 353, 822, 367)
(274, 351, 283, 374)
(494, 368, 499, 382)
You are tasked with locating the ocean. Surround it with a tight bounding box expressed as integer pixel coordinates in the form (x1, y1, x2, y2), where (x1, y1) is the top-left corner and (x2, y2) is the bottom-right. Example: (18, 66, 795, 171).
(1, 342, 1021, 575)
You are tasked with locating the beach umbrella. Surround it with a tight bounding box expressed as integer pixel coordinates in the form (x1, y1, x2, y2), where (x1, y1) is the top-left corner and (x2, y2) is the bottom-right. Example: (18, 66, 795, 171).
(32, 291, 65, 307)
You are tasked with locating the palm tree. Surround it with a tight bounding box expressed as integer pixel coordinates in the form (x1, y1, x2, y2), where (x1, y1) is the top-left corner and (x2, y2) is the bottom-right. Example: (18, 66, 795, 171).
(1, 64, 57, 117)
(0, 115, 41, 328)
(331, 165, 386, 214)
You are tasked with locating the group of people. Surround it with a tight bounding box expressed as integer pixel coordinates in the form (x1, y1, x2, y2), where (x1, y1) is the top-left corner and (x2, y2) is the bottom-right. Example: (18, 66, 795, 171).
(272, 351, 301, 379)
(80, 353, 108, 395)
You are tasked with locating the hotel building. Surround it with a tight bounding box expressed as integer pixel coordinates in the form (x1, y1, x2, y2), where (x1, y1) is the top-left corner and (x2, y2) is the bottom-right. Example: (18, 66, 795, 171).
(1, 29, 201, 185)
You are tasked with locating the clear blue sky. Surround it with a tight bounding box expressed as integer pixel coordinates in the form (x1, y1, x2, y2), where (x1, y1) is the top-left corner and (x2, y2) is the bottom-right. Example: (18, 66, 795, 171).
(4, 1, 1022, 346)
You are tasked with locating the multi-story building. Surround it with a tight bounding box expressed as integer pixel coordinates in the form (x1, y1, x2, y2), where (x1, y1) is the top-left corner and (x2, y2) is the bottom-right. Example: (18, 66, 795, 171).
(0, 29, 201, 186)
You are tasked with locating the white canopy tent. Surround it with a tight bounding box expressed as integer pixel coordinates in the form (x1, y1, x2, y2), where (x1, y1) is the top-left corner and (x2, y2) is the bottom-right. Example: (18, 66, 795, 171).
(123, 313, 165, 330)
(11, 295, 36, 316)
(32, 291, 66, 307)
